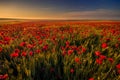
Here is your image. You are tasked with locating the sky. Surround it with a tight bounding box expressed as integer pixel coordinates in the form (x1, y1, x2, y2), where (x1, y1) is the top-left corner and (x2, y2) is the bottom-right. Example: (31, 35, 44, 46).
(0, 0, 120, 20)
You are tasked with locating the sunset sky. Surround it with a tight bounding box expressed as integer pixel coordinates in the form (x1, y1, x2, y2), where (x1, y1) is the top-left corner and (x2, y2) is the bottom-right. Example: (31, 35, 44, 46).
(0, 0, 120, 20)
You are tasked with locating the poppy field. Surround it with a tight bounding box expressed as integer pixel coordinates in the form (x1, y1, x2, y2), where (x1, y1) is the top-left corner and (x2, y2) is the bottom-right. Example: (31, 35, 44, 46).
(0, 21, 120, 80)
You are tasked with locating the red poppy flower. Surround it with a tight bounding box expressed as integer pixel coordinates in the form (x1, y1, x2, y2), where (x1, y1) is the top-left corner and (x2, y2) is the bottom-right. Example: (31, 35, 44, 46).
(115, 43, 119, 48)
(89, 78, 94, 80)
(42, 45, 48, 51)
(61, 46, 65, 51)
(106, 38, 111, 42)
(100, 55, 107, 60)
(0, 74, 8, 80)
(96, 58, 103, 65)
(118, 38, 120, 41)
(4, 36, 11, 41)
(39, 40, 43, 45)
(0, 32, 4, 36)
(27, 44, 33, 48)
(82, 47, 86, 53)
(95, 51, 101, 56)
(20, 42, 26, 47)
(111, 29, 115, 34)
(52, 36, 56, 40)
(61, 36, 64, 40)
(29, 51, 33, 56)
(65, 41, 70, 46)
(117, 70, 120, 74)
(68, 50, 73, 55)
(116, 64, 120, 69)
(0, 47, 2, 52)
(21, 51, 27, 57)
(70, 68, 74, 73)
(75, 57, 80, 63)
(3, 74, 8, 79)
(70, 46, 77, 51)
(78, 51, 82, 54)
(108, 58, 114, 63)
(101, 43, 108, 49)
(36, 49, 41, 53)
(0, 40, 3, 45)
(10, 52, 19, 58)
(62, 50, 66, 56)
(14, 49, 20, 53)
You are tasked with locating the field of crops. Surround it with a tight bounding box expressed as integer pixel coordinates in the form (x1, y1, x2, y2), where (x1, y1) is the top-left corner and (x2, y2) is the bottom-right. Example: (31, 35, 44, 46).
(0, 21, 120, 80)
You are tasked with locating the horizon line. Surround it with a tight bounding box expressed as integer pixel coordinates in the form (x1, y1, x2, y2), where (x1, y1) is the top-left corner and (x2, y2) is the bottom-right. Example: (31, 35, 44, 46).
(0, 18, 120, 21)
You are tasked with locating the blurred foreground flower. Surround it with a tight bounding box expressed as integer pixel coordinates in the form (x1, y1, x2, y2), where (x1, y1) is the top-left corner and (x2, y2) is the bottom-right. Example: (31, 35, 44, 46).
(0, 74, 8, 80)
(89, 78, 94, 80)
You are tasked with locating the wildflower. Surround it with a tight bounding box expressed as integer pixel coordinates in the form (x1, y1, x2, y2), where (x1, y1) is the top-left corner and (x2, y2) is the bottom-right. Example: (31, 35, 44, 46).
(61, 46, 65, 51)
(95, 51, 101, 56)
(89, 78, 94, 80)
(68, 50, 73, 55)
(20, 42, 26, 47)
(52, 36, 56, 40)
(106, 38, 111, 42)
(10, 52, 19, 58)
(0, 41, 3, 45)
(42, 44, 48, 51)
(0, 74, 8, 80)
(4, 36, 11, 41)
(111, 29, 115, 34)
(96, 58, 103, 65)
(116, 64, 120, 69)
(100, 55, 107, 60)
(77, 46, 82, 51)
(65, 41, 70, 48)
(3, 74, 8, 79)
(70, 46, 77, 51)
(65, 41, 70, 46)
(62, 50, 66, 56)
(29, 51, 33, 56)
(108, 58, 114, 63)
(75, 57, 80, 63)
(117, 70, 120, 74)
(0, 47, 2, 52)
(82, 47, 86, 53)
(115, 43, 119, 48)
(70, 68, 74, 73)
(61, 36, 64, 40)
(36, 49, 41, 53)
(21, 51, 27, 57)
(101, 43, 108, 49)
(0, 32, 4, 36)
(27, 44, 33, 48)
(39, 40, 43, 45)
(118, 38, 120, 41)
(14, 49, 20, 53)
(78, 51, 82, 54)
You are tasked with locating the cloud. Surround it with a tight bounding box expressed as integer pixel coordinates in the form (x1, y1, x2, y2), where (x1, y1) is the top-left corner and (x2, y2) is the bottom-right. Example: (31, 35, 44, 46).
(63, 9, 120, 20)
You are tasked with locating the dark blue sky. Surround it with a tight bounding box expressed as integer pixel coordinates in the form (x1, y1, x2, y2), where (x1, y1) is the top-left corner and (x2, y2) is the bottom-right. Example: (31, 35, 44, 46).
(0, 0, 120, 19)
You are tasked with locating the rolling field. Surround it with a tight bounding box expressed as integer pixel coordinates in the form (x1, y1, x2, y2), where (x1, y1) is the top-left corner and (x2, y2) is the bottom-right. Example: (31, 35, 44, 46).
(0, 20, 120, 80)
